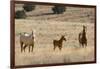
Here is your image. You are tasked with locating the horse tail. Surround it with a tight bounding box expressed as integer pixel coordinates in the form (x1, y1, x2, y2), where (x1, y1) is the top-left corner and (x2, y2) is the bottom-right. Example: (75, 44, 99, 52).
(78, 33, 81, 43)
(53, 40, 55, 46)
(53, 40, 56, 50)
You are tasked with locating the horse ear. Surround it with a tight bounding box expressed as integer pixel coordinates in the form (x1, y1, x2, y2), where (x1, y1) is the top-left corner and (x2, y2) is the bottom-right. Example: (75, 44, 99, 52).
(83, 25, 87, 29)
(83, 25, 87, 31)
(32, 30, 36, 37)
(31, 29, 34, 36)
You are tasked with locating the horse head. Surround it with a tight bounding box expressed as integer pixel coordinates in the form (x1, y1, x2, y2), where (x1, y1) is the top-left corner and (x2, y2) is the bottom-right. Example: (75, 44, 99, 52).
(61, 35, 66, 41)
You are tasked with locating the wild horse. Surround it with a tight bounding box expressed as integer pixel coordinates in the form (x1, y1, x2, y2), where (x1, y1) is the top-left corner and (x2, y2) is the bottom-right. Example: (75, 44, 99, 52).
(78, 25, 87, 47)
(53, 35, 66, 51)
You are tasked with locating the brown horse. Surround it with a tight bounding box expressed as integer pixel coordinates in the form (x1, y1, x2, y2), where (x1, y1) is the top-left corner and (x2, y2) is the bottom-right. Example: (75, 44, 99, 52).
(78, 26, 87, 47)
(53, 35, 66, 51)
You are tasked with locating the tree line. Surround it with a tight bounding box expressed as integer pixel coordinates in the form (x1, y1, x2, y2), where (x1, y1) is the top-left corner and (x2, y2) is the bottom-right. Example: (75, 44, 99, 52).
(15, 4, 66, 19)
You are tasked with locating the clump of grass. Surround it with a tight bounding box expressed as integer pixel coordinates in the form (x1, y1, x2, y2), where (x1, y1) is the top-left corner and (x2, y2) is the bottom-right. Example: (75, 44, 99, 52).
(63, 55, 71, 63)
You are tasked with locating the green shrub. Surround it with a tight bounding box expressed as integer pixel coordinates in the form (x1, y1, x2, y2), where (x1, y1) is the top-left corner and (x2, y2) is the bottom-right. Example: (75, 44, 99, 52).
(52, 5, 66, 14)
(15, 10, 26, 19)
(23, 4, 35, 12)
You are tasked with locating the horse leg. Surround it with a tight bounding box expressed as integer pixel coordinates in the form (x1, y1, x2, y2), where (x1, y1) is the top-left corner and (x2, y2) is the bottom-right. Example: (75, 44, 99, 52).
(31, 44, 34, 52)
(29, 45, 31, 52)
(79, 40, 82, 48)
(20, 42, 23, 52)
(85, 43, 87, 47)
(79, 43, 81, 47)
(54, 45, 56, 51)
(23, 44, 27, 52)
(59, 46, 62, 51)
(85, 41, 87, 47)
(82, 44, 84, 48)
(80, 43, 82, 47)
(84, 43, 87, 48)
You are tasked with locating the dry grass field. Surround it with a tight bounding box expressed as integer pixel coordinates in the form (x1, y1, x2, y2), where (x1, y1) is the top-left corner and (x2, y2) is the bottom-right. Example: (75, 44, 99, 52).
(15, 4, 95, 66)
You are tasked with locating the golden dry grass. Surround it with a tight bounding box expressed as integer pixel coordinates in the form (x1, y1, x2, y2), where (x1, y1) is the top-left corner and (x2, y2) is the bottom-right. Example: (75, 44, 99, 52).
(15, 4, 95, 66)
